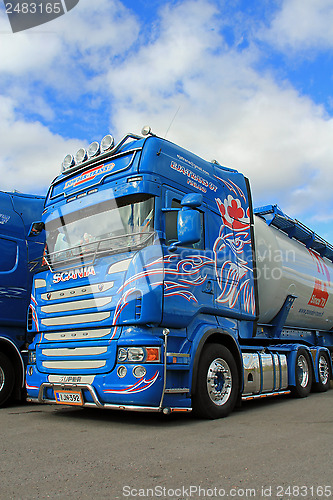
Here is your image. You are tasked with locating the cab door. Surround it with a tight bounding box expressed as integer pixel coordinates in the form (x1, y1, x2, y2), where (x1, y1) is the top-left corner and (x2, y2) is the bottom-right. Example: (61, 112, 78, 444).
(207, 176, 256, 321)
(0, 192, 28, 328)
(161, 187, 215, 328)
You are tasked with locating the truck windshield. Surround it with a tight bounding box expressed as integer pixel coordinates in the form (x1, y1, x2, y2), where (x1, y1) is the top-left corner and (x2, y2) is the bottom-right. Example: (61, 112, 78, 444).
(44, 194, 154, 267)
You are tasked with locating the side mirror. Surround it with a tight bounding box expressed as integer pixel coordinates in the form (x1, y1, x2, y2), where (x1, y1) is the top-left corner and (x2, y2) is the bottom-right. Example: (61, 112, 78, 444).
(169, 208, 201, 252)
(28, 221, 44, 237)
(181, 193, 203, 208)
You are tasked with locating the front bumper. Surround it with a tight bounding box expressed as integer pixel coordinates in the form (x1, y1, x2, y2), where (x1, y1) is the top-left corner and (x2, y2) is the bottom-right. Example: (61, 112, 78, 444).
(27, 381, 191, 414)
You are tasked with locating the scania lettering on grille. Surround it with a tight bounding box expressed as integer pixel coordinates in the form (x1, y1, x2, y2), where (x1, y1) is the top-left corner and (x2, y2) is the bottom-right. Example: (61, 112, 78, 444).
(53, 266, 96, 284)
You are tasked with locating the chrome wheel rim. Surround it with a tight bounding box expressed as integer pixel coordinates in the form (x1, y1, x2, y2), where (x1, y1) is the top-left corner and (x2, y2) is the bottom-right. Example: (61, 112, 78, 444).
(0, 366, 4, 392)
(318, 355, 329, 385)
(297, 354, 309, 388)
(207, 358, 232, 405)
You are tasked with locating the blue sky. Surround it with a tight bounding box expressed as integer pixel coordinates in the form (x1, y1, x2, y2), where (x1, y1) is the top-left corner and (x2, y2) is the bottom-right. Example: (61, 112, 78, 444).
(1, 0, 333, 240)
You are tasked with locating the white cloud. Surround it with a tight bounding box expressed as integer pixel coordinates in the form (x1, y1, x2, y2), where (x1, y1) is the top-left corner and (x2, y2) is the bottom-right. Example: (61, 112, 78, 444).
(259, 0, 333, 52)
(114, 2, 220, 90)
(0, 0, 140, 193)
(55, 0, 140, 69)
(0, 0, 139, 79)
(104, 0, 333, 225)
(0, 14, 61, 74)
(0, 96, 82, 193)
(1, 0, 333, 238)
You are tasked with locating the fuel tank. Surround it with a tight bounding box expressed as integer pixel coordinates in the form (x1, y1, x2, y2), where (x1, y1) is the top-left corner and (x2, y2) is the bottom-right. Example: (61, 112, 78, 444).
(254, 215, 333, 330)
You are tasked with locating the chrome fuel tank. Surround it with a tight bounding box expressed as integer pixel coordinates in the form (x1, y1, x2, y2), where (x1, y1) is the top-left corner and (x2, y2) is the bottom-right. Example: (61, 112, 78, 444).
(254, 215, 333, 330)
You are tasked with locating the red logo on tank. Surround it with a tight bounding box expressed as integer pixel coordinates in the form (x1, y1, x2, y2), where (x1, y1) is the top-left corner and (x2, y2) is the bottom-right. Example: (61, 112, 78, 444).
(308, 280, 328, 308)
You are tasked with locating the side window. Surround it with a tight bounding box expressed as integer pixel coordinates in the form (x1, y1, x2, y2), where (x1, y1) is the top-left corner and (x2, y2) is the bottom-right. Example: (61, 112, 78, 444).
(165, 199, 204, 249)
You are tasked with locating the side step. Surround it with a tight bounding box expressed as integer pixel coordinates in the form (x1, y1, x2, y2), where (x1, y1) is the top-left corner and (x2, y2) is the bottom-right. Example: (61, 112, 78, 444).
(242, 390, 291, 401)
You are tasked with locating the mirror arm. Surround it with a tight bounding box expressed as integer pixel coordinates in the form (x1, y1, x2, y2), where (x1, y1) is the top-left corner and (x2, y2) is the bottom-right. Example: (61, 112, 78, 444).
(168, 241, 180, 252)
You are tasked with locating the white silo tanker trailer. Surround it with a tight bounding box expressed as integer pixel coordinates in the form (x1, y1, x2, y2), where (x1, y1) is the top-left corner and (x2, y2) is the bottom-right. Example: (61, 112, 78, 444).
(236, 204, 333, 406)
(255, 210, 333, 331)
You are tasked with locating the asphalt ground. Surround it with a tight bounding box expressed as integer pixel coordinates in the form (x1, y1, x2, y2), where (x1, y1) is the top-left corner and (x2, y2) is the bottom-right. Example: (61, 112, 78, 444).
(1, 384, 332, 500)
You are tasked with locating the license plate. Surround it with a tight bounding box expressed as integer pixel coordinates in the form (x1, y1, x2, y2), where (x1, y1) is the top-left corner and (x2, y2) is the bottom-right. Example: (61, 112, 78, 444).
(54, 390, 83, 406)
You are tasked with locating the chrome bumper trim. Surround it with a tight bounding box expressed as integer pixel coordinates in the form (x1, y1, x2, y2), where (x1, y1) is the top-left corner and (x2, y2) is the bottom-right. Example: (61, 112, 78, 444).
(164, 388, 190, 393)
(27, 382, 192, 414)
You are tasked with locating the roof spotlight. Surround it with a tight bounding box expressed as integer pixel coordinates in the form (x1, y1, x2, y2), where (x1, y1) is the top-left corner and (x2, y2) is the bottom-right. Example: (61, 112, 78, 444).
(62, 154, 75, 172)
(141, 125, 152, 136)
(75, 148, 87, 164)
(101, 134, 115, 152)
(88, 141, 100, 158)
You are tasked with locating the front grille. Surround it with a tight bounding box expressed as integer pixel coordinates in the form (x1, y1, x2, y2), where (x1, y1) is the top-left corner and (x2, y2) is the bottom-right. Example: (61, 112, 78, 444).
(43, 328, 112, 341)
(41, 360, 107, 370)
(41, 296, 112, 314)
(41, 311, 111, 327)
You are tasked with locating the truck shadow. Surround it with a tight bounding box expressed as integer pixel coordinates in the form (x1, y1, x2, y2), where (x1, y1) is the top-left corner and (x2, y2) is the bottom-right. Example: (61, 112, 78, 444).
(6, 384, 332, 422)
(37, 392, 298, 427)
(48, 405, 195, 427)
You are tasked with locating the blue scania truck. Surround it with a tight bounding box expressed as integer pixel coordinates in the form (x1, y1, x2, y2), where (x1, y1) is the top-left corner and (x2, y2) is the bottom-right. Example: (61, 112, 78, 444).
(0, 190, 44, 406)
(26, 129, 333, 418)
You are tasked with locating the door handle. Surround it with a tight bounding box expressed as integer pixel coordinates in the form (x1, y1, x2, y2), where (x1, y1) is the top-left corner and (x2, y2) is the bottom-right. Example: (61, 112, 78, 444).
(203, 280, 213, 294)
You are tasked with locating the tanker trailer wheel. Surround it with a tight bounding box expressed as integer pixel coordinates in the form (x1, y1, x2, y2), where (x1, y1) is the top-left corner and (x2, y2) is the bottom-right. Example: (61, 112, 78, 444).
(291, 348, 313, 398)
(0, 353, 15, 406)
(312, 351, 332, 393)
(192, 344, 239, 419)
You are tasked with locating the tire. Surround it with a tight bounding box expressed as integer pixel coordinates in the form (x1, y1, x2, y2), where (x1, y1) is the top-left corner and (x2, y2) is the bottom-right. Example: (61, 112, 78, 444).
(291, 348, 313, 398)
(0, 352, 15, 406)
(192, 344, 239, 419)
(312, 351, 332, 393)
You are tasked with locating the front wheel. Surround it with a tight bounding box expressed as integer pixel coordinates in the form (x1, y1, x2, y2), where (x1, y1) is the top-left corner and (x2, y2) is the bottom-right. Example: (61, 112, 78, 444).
(0, 353, 15, 406)
(291, 349, 313, 398)
(192, 344, 239, 419)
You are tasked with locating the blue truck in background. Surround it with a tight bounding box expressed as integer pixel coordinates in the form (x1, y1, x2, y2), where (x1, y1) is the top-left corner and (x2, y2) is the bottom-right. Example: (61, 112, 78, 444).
(26, 128, 333, 418)
(0, 191, 44, 406)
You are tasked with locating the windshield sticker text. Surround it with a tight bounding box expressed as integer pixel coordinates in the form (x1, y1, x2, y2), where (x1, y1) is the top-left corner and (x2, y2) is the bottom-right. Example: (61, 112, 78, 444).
(64, 163, 115, 191)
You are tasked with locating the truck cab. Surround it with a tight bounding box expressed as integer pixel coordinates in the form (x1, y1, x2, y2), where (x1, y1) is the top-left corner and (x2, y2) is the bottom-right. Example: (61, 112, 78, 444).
(25, 131, 332, 418)
(25, 132, 256, 415)
(0, 191, 44, 405)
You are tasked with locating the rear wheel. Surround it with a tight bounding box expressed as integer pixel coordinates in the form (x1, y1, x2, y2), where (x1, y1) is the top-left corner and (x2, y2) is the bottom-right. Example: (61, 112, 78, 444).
(312, 351, 331, 393)
(291, 349, 312, 398)
(193, 344, 239, 419)
(0, 353, 15, 406)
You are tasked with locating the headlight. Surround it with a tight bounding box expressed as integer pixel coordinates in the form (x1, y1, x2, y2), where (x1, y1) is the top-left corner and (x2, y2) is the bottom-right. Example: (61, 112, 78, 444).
(87, 141, 100, 158)
(117, 366, 127, 378)
(75, 147, 87, 164)
(62, 154, 74, 172)
(28, 350, 36, 365)
(101, 134, 114, 152)
(117, 347, 160, 363)
(117, 348, 127, 362)
(133, 366, 146, 378)
(127, 347, 145, 362)
(141, 125, 152, 136)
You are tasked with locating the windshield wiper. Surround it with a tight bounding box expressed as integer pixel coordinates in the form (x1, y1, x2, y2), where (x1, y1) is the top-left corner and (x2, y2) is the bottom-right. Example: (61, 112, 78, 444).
(42, 231, 155, 271)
